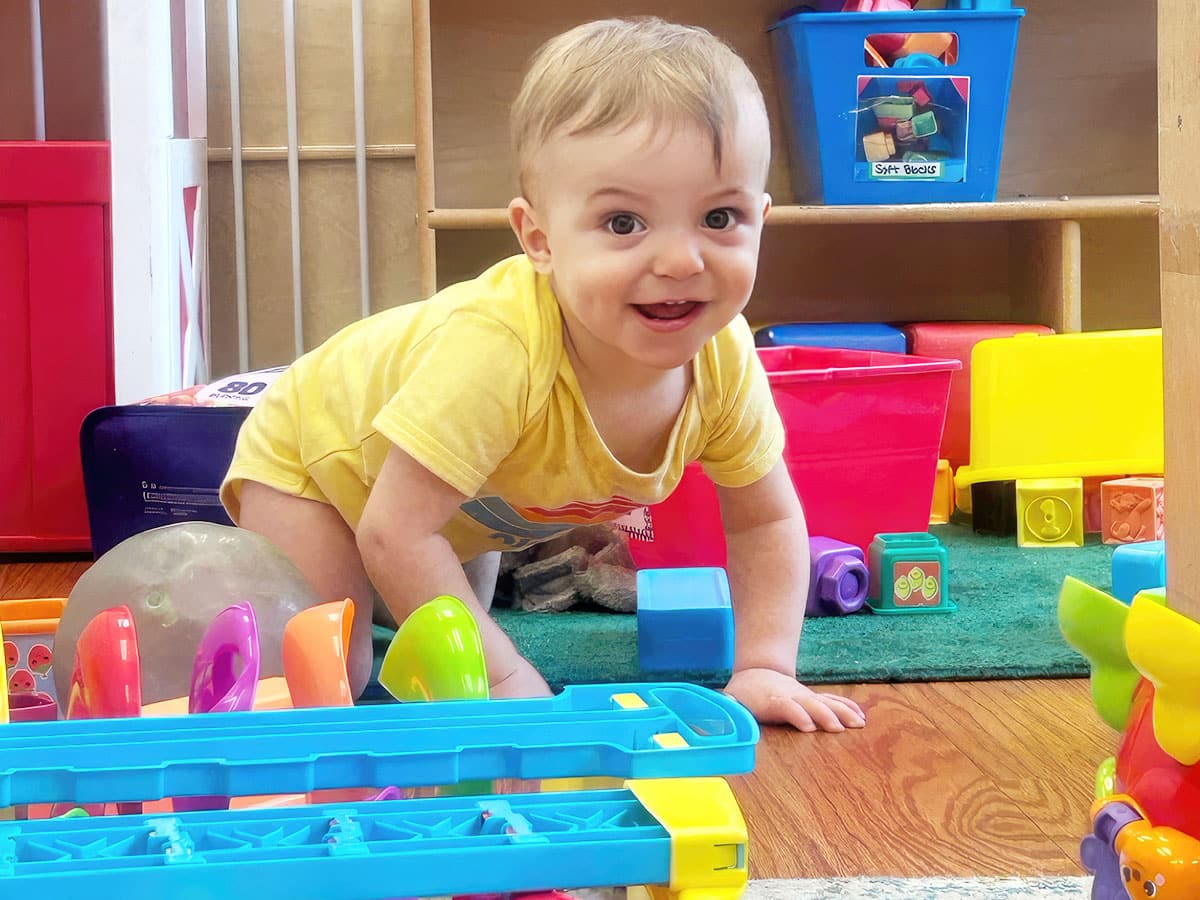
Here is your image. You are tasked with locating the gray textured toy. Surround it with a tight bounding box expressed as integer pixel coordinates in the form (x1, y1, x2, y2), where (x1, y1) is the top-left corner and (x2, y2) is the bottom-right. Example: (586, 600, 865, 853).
(54, 522, 323, 707)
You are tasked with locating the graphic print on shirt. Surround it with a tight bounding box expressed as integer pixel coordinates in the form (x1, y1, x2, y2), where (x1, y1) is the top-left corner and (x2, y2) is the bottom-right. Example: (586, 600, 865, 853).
(461, 495, 645, 549)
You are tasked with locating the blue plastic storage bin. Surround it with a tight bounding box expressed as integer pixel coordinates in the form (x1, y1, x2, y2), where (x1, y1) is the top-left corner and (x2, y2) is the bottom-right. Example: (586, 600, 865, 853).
(755, 322, 907, 353)
(769, 7, 1025, 204)
(80, 406, 248, 557)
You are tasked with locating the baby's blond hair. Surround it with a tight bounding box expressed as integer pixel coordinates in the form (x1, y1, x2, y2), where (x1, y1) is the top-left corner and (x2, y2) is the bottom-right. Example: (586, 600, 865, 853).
(510, 17, 768, 196)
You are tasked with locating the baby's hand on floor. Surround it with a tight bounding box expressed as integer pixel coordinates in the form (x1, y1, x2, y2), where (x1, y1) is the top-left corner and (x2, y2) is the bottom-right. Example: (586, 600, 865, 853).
(489, 656, 553, 700)
(725, 668, 866, 732)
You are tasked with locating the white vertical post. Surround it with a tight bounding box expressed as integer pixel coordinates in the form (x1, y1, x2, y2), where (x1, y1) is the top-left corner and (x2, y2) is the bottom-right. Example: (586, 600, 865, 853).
(107, 0, 213, 401)
(106, 2, 175, 403)
(351, 0, 370, 318)
(29, 0, 45, 140)
(170, 139, 210, 387)
(283, 0, 304, 358)
(227, 0, 250, 372)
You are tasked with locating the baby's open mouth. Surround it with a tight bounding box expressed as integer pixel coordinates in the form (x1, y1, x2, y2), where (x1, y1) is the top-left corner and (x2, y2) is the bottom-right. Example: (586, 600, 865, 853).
(635, 300, 701, 321)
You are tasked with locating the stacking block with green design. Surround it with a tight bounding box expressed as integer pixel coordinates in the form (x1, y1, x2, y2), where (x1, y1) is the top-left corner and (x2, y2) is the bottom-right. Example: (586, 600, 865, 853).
(866, 532, 955, 614)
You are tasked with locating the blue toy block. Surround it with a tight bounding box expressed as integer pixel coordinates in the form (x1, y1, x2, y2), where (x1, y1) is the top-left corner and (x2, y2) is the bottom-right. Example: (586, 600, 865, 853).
(1112, 540, 1166, 604)
(754, 322, 907, 354)
(637, 567, 734, 672)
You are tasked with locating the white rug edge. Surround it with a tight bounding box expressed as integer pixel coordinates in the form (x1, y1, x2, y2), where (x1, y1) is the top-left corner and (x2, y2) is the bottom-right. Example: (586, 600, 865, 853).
(741, 876, 1093, 899)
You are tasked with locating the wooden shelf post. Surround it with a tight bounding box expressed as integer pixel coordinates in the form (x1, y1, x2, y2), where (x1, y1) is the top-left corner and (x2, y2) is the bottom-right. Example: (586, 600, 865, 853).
(1159, 0, 1200, 621)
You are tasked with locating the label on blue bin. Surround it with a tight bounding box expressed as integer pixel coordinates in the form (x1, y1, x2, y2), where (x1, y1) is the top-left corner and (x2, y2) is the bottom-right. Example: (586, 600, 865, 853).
(871, 160, 942, 178)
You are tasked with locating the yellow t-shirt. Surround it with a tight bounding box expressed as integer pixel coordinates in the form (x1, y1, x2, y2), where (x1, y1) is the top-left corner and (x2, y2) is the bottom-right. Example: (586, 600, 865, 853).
(222, 254, 784, 560)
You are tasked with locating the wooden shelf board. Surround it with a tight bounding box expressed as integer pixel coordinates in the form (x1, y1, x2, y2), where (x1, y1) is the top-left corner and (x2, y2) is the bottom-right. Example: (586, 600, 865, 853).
(426, 195, 1159, 231)
(209, 144, 415, 163)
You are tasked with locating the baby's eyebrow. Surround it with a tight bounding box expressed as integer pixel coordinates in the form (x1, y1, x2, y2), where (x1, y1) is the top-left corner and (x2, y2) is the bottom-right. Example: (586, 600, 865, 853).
(587, 186, 755, 206)
(705, 187, 755, 204)
(586, 186, 649, 204)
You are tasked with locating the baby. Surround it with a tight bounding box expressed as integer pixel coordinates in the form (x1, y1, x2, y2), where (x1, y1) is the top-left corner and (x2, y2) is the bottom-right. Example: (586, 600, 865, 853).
(222, 17, 865, 733)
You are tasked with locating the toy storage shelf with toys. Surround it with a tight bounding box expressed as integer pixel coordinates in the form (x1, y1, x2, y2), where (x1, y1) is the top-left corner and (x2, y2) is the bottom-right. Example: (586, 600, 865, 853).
(412, 0, 1161, 338)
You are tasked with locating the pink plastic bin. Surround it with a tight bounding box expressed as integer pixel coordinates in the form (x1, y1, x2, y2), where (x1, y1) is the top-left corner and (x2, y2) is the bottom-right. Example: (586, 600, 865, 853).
(764, 346, 959, 551)
(627, 347, 959, 565)
(626, 462, 728, 569)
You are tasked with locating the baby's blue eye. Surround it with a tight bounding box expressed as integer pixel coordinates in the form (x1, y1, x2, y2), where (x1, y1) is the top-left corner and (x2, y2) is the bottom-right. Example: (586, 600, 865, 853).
(607, 213, 642, 235)
(704, 208, 735, 229)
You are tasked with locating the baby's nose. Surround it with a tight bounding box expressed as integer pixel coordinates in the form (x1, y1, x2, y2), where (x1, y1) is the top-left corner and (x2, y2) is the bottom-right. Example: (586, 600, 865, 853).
(652, 232, 704, 279)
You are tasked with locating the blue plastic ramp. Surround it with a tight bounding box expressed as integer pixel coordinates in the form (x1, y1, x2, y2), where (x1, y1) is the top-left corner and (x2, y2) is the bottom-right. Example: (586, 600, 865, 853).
(0, 683, 756, 806)
(0, 789, 686, 899)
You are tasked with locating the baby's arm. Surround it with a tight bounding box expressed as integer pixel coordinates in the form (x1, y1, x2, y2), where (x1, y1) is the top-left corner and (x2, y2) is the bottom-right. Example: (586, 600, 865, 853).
(357, 444, 551, 698)
(715, 460, 866, 732)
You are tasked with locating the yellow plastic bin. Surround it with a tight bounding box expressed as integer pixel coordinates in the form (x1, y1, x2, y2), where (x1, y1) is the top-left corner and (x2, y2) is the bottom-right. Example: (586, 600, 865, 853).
(955, 329, 1163, 491)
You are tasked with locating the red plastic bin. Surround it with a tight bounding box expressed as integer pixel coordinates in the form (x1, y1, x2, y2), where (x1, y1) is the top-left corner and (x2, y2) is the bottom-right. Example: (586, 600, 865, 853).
(901, 321, 1053, 469)
(626, 346, 959, 566)
(0, 142, 113, 552)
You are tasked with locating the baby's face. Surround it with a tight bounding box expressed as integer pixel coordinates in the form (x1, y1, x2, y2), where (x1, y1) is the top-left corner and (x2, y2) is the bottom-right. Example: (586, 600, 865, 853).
(519, 105, 771, 374)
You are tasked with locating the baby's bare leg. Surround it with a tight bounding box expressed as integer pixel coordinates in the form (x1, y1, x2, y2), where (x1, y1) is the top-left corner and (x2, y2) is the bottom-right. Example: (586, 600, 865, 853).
(463, 551, 500, 612)
(237, 480, 375, 697)
(371, 550, 501, 628)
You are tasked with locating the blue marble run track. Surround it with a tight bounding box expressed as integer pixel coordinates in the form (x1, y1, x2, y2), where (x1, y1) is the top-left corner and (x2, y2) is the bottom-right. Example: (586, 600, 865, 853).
(0, 683, 757, 899)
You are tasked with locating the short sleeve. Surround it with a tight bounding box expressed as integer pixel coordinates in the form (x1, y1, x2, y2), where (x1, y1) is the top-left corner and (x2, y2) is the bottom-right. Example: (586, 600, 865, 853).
(372, 312, 531, 497)
(698, 317, 785, 488)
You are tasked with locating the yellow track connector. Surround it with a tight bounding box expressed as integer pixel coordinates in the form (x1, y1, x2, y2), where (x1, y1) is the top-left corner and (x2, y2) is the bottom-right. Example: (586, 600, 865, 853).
(629, 777, 748, 900)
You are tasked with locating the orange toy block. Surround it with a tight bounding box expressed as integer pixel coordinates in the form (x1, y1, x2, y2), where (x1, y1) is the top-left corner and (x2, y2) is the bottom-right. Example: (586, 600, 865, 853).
(863, 130, 895, 162)
(1082, 476, 1108, 534)
(929, 459, 954, 525)
(1101, 477, 1165, 544)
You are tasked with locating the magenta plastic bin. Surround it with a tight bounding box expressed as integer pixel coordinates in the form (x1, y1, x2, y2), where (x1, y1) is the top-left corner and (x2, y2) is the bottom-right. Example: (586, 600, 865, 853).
(760, 346, 959, 552)
(627, 347, 958, 567)
(625, 462, 728, 570)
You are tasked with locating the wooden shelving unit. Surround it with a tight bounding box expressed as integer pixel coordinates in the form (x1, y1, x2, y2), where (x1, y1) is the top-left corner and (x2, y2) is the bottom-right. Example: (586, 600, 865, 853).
(428, 196, 1160, 230)
(411, 0, 1161, 336)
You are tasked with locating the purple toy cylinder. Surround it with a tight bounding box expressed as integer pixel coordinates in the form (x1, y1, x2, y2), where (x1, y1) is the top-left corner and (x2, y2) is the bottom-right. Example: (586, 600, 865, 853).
(807, 536, 868, 616)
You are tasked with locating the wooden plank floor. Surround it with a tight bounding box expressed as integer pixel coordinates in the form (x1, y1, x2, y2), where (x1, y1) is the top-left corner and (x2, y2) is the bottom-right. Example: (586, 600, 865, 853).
(736, 678, 1112, 879)
(2, 559, 1113, 880)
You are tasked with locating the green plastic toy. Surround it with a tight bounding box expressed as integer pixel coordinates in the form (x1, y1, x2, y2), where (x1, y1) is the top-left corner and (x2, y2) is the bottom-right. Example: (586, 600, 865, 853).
(379, 594, 489, 703)
(379, 594, 492, 796)
(1057, 576, 1165, 732)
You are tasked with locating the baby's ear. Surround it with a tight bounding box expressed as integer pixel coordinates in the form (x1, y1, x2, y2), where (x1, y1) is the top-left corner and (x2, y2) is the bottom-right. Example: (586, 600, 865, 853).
(507, 197, 552, 273)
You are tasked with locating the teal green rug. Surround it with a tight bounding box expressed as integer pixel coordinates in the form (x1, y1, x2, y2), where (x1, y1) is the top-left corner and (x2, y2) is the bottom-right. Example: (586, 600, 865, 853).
(372, 524, 1110, 691)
